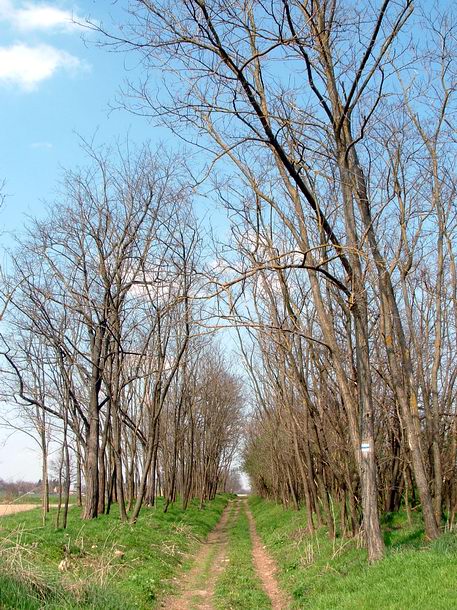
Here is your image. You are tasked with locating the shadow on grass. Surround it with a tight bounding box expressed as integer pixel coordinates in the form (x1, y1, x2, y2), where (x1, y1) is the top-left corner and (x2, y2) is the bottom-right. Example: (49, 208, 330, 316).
(381, 509, 426, 550)
(385, 527, 425, 549)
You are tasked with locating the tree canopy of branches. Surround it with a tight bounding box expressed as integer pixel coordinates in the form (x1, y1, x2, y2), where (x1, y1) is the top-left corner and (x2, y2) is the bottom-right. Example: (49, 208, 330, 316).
(87, 0, 457, 561)
(2, 145, 243, 524)
(2, 0, 457, 567)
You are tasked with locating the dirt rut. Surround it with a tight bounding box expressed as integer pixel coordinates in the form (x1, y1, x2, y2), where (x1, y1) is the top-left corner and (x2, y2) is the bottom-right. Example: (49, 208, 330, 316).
(244, 499, 289, 610)
(163, 498, 287, 610)
(163, 499, 239, 610)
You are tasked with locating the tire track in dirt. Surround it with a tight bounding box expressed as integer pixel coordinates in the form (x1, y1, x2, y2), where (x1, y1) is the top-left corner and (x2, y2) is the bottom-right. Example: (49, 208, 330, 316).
(244, 499, 289, 610)
(162, 499, 240, 610)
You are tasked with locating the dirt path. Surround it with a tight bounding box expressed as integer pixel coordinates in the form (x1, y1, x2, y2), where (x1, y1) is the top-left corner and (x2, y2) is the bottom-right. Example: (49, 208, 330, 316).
(244, 499, 289, 610)
(162, 497, 287, 610)
(162, 499, 240, 610)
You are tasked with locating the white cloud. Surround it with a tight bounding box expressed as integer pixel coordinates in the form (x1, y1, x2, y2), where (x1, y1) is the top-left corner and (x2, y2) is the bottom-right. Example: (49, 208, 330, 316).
(0, 44, 81, 90)
(30, 141, 53, 149)
(0, 1, 81, 32)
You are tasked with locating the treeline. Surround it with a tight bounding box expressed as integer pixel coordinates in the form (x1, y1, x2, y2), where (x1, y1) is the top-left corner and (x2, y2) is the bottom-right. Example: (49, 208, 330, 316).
(84, 0, 457, 561)
(2, 0, 457, 565)
(0, 479, 40, 498)
(2, 146, 242, 524)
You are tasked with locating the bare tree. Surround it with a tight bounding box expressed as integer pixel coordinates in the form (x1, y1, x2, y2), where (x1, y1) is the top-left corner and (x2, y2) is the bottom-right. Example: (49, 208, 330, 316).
(95, 0, 457, 554)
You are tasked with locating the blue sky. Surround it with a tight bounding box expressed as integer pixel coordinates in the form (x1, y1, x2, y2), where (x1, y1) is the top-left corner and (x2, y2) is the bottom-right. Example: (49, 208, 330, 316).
(0, 1, 232, 481)
(0, 0, 153, 237)
(0, 0, 163, 480)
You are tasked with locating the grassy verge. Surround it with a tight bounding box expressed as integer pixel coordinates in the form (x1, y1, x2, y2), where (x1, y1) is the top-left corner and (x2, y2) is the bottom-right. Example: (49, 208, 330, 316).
(0, 494, 231, 609)
(249, 496, 457, 609)
(214, 500, 271, 610)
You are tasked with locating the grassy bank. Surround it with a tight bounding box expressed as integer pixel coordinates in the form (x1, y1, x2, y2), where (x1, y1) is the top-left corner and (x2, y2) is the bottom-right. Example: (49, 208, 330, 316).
(0, 495, 231, 609)
(249, 496, 457, 610)
(215, 500, 271, 609)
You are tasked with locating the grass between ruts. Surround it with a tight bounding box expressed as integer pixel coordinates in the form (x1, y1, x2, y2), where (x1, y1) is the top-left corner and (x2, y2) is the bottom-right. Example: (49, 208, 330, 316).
(249, 496, 457, 610)
(0, 494, 232, 609)
(214, 500, 271, 610)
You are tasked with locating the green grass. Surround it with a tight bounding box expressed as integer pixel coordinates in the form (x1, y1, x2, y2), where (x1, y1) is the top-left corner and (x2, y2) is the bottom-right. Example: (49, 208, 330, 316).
(0, 495, 231, 609)
(215, 500, 271, 609)
(0, 571, 130, 610)
(249, 496, 457, 609)
(190, 508, 229, 603)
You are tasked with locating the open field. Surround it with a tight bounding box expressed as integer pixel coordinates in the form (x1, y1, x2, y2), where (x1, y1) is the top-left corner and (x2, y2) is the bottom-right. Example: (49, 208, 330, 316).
(0, 493, 64, 505)
(0, 502, 73, 516)
(0, 504, 47, 516)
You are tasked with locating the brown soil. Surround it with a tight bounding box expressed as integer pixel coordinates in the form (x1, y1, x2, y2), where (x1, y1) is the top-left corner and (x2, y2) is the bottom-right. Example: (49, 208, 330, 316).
(0, 504, 71, 516)
(161, 496, 288, 609)
(0, 504, 41, 516)
(244, 499, 289, 610)
(162, 499, 240, 610)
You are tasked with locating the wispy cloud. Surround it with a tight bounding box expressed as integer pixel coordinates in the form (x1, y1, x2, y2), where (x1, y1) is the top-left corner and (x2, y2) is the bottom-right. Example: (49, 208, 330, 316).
(0, 44, 82, 90)
(30, 141, 53, 149)
(0, 1, 82, 32)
